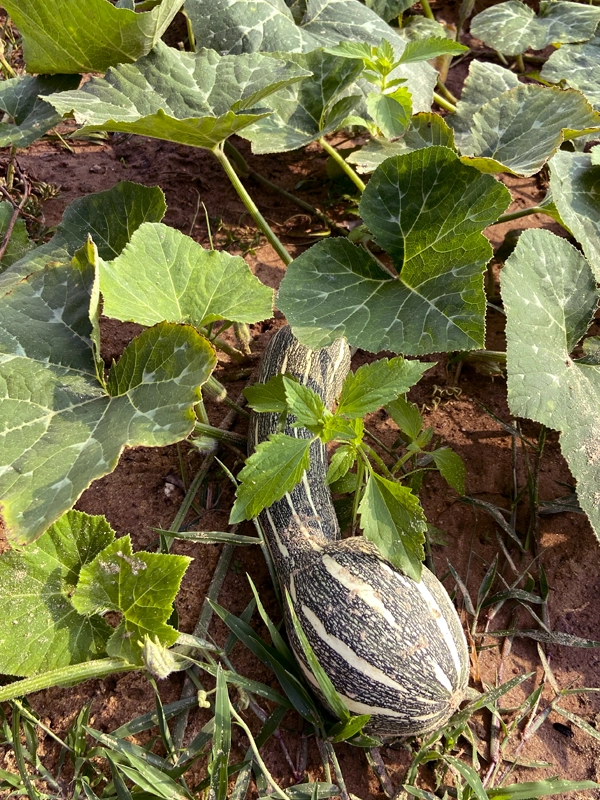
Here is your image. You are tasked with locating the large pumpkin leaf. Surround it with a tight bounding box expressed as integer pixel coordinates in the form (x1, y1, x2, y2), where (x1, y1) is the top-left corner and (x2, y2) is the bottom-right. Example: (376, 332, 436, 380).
(0, 243, 216, 545)
(241, 49, 363, 154)
(46, 41, 310, 150)
(458, 85, 600, 176)
(501, 230, 600, 540)
(100, 222, 274, 326)
(0, 74, 80, 149)
(2, 0, 185, 73)
(185, 0, 437, 112)
(470, 0, 600, 56)
(72, 535, 190, 665)
(0, 511, 113, 677)
(278, 146, 511, 354)
(448, 61, 519, 153)
(549, 150, 600, 282)
(0, 181, 166, 289)
(541, 35, 600, 110)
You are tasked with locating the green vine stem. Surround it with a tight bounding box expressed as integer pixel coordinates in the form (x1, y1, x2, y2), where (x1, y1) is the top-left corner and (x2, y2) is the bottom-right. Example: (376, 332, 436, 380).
(420, 0, 436, 20)
(213, 144, 292, 266)
(492, 206, 547, 225)
(318, 137, 366, 192)
(194, 421, 247, 448)
(224, 141, 346, 235)
(0, 659, 138, 703)
(433, 91, 457, 113)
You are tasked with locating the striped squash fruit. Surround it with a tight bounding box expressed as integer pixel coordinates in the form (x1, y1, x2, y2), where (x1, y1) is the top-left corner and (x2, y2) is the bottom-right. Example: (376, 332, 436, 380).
(251, 326, 470, 736)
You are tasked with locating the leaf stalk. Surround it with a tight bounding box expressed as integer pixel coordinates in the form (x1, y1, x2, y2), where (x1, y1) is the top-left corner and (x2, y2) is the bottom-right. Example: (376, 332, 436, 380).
(318, 137, 366, 192)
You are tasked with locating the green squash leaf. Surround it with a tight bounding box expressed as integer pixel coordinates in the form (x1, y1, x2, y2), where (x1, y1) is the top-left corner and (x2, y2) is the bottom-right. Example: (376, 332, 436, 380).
(366, 88, 412, 139)
(358, 472, 426, 581)
(326, 444, 356, 485)
(1, 181, 166, 288)
(244, 374, 288, 413)
(541, 35, 600, 110)
(0, 510, 113, 677)
(470, 0, 600, 57)
(0, 74, 80, 149)
(279, 146, 511, 354)
(347, 112, 455, 174)
(459, 85, 600, 177)
(46, 42, 310, 150)
(501, 229, 600, 540)
(186, 0, 437, 112)
(242, 49, 364, 154)
(2, 0, 185, 73)
(283, 376, 328, 433)
(337, 358, 431, 418)
(386, 396, 423, 442)
(230, 434, 313, 522)
(100, 222, 273, 327)
(72, 535, 190, 665)
(398, 37, 468, 64)
(364, 0, 415, 23)
(0, 202, 33, 271)
(549, 150, 600, 281)
(0, 243, 216, 544)
(448, 61, 519, 153)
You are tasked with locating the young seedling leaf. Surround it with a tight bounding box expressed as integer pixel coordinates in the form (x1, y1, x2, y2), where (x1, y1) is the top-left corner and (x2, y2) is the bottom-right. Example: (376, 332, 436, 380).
(0, 241, 215, 544)
(0, 74, 81, 149)
(326, 445, 356, 485)
(72, 535, 190, 665)
(3, 0, 185, 74)
(0, 203, 33, 271)
(283, 376, 328, 433)
(386, 396, 423, 442)
(186, 0, 437, 111)
(242, 49, 364, 154)
(0, 510, 113, 677)
(541, 35, 600, 110)
(549, 150, 600, 281)
(502, 229, 600, 540)
(1, 181, 166, 288)
(46, 42, 310, 150)
(358, 473, 426, 581)
(366, 88, 412, 139)
(279, 146, 511, 354)
(431, 448, 466, 495)
(398, 37, 468, 64)
(459, 85, 600, 177)
(230, 434, 313, 523)
(337, 358, 431, 418)
(448, 61, 520, 153)
(347, 112, 455, 173)
(470, 0, 600, 57)
(100, 222, 274, 327)
(244, 374, 288, 413)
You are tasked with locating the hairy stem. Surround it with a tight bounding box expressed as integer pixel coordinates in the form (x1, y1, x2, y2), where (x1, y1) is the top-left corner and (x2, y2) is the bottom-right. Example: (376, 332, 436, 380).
(318, 137, 366, 192)
(213, 144, 292, 266)
(492, 206, 547, 225)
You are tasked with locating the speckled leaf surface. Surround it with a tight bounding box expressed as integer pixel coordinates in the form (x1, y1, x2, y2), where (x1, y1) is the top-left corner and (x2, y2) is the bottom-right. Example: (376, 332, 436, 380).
(100, 222, 273, 327)
(502, 229, 600, 540)
(278, 146, 511, 354)
(459, 85, 600, 176)
(2, 0, 185, 73)
(0, 245, 216, 544)
(549, 150, 600, 281)
(0, 511, 113, 677)
(471, 0, 600, 56)
(541, 35, 600, 110)
(46, 42, 310, 150)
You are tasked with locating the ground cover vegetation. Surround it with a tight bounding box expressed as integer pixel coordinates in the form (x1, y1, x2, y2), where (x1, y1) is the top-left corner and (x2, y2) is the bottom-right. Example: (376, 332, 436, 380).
(1, 0, 600, 796)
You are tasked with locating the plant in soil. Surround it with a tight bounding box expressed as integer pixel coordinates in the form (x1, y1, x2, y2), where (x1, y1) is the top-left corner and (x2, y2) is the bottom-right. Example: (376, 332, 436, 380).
(1, 0, 600, 797)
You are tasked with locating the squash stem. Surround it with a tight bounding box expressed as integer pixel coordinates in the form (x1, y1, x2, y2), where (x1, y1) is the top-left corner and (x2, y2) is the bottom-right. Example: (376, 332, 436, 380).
(492, 206, 546, 225)
(433, 91, 457, 113)
(213, 144, 292, 266)
(420, 0, 436, 20)
(318, 137, 366, 192)
(0, 659, 138, 702)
